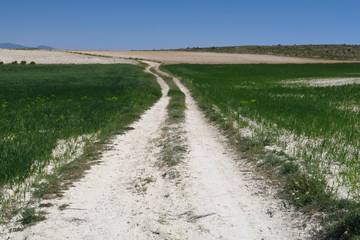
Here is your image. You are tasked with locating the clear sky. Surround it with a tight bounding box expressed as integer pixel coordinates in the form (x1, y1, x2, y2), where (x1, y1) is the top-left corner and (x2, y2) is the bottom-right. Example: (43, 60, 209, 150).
(1, 0, 359, 50)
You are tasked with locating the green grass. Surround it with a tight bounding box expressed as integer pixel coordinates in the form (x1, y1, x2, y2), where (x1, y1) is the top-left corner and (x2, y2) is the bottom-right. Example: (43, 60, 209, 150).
(163, 64, 360, 191)
(163, 63, 360, 239)
(0, 64, 161, 189)
(161, 74, 186, 124)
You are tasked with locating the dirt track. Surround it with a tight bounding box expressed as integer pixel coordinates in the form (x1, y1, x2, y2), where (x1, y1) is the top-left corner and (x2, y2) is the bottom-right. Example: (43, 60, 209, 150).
(4, 60, 316, 239)
(73, 49, 348, 64)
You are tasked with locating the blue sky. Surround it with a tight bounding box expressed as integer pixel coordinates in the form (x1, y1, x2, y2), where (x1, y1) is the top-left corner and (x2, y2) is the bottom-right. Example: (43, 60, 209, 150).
(1, 0, 359, 50)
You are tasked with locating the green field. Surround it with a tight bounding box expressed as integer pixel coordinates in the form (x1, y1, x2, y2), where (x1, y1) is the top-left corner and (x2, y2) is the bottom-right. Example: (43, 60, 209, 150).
(164, 63, 360, 238)
(0, 64, 161, 189)
(163, 63, 360, 198)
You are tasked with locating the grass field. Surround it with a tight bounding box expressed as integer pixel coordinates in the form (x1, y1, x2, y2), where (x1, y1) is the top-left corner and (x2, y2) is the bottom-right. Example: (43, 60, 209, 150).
(163, 63, 360, 197)
(0, 64, 161, 190)
(163, 63, 360, 239)
(176, 45, 360, 61)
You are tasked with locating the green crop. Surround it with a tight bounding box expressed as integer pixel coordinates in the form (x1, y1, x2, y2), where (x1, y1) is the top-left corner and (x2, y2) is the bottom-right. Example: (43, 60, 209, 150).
(0, 64, 161, 188)
(163, 63, 360, 198)
(164, 63, 360, 239)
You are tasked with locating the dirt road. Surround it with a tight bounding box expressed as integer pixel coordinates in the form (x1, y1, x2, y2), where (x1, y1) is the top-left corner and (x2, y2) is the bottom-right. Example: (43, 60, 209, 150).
(5, 61, 315, 239)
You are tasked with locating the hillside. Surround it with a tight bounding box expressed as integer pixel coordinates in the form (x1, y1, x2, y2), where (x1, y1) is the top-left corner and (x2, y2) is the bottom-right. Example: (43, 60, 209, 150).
(0, 43, 54, 50)
(176, 44, 360, 61)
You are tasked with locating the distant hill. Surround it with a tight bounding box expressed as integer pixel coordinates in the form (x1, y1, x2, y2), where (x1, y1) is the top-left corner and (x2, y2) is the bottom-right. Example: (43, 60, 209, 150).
(0, 43, 29, 49)
(36, 45, 55, 50)
(175, 44, 360, 61)
(0, 43, 55, 50)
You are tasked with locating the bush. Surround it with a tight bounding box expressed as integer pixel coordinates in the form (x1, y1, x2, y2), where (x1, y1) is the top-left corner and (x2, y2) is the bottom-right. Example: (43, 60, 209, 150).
(19, 208, 45, 225)
(280, 162, 299, 175)
(20, 61, 27, 65)
(283, 174, 329, 207)
(321, 210, 360, 240)
(11, 61, 18, 64)
(30, 61, 36, 65)
(0, 61, 4, 65)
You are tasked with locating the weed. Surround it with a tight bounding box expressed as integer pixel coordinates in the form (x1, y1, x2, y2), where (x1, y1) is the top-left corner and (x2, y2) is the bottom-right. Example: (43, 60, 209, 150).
(320, 209, 360, 240)
(39, 203, 53, 208)
(283, 174, 329, 207)
(160, 134, 185, 167)
(32, 176, 60, 199)
(150, 68, 187, 178)
(166, 170, 180, 180)
(280, 162, 299, 175)
(259, 155, 283, 168)
(19, 208, 45, 226)
(58, 204, 69, 211)
(153, 69, 186, 123)
(143, 177, 155, 184)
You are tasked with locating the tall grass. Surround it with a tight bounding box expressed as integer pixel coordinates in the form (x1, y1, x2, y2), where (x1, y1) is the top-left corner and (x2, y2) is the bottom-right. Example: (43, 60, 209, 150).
(0, 64, 161, 188)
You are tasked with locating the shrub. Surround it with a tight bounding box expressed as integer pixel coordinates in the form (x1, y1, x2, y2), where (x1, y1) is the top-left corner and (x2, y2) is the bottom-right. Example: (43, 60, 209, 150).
(19, 208, 45, 225)
(30, 61, 36, 65)
(321, 210, 360, 240)
(11, 61, 18, 64)
(280, 162, 299, 175)
(20, 61, 27, 65)
(283, 174, 329, 207)
(0, 61, 4, 65)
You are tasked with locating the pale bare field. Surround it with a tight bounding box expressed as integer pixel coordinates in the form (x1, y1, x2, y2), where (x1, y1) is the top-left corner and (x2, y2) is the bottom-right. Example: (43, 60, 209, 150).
(0, 49, 135, 64)
(72, 50, 348, 64)
(1, 49, 354, 65)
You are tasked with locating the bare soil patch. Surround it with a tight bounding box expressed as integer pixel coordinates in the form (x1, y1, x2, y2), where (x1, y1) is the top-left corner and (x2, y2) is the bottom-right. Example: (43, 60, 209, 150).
(176, 45, 360, 61)
(0, 49, 135, 64)
(72, 50, 344, 64)
(288, 77, 360, 87)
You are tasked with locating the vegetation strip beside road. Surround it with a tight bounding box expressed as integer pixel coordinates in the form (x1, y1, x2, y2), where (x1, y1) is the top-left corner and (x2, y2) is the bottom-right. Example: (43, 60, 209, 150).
(0, 64, 161, 226)
(162, 63, 360, 240)
(149, 67, 187, 175)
